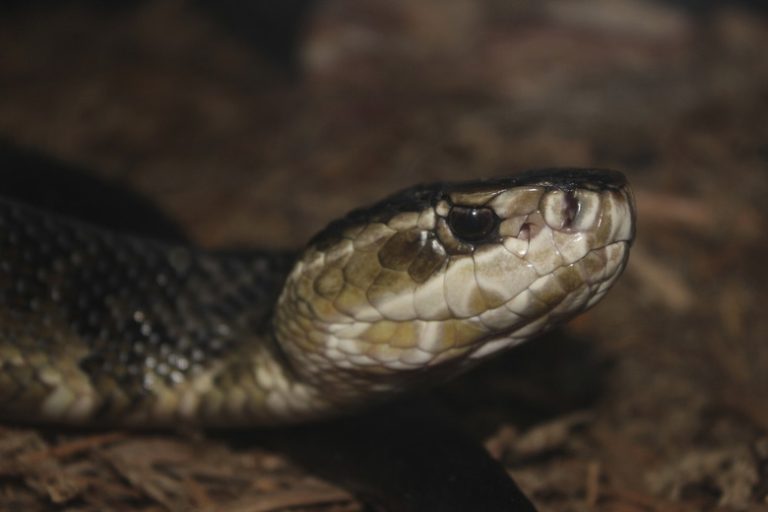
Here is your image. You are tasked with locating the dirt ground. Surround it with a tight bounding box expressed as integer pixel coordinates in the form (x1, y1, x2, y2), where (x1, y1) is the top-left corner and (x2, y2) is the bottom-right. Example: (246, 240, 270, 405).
(0, 1, 766, 511)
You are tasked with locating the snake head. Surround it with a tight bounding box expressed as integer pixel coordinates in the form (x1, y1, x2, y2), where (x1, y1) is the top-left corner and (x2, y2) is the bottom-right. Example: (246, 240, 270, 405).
(275, 169, 635, 403)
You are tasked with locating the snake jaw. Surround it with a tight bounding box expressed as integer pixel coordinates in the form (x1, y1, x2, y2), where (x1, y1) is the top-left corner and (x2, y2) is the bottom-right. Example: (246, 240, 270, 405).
(275, 169, 635, 410)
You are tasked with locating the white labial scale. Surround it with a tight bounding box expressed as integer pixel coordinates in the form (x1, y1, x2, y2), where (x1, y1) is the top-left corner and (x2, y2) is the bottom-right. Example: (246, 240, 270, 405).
(473, 244, 539, 305)
(552, 230, 591, 265)
(528, 272, 567, 305)
(511, 315, 550, 338)
(369, 286, 417, 321)
(503, 237, 528, 258)
(470, 335, 524, 359)
(367, 344, 402, 364)
(526, 226, 564, 276)
(400, 348, 434, 366)
(414, 273, 452, 320)
(416, 321, 447, 353)
(351, 299, 384, 322)
(551, 285, 591, 315)
(478, 303, 524, 330)
(367, 268, 418, 321)
(506, 288, 547, 317)
(443, 257, 484, 318)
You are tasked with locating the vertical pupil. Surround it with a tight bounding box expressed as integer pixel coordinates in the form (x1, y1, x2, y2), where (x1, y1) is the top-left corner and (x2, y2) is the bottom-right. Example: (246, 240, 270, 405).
(447, 207, 496, 241)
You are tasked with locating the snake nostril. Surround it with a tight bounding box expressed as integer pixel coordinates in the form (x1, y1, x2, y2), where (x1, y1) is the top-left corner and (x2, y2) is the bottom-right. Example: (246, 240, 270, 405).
(562, 190, 580, 229)
(517, 222, 531, 241)
(542, 189, 588, 231)
(516, 212, 545, 240)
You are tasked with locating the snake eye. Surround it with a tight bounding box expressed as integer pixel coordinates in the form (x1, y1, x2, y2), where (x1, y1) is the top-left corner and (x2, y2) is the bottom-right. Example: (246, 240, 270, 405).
(447, 206, 499, 243)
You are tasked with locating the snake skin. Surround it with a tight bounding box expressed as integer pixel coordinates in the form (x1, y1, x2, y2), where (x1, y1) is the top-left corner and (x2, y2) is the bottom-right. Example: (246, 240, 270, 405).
(0, 169, 635, 426)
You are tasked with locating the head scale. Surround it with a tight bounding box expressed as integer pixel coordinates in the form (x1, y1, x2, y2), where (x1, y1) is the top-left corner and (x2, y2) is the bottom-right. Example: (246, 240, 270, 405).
(275, 169, 635, 405)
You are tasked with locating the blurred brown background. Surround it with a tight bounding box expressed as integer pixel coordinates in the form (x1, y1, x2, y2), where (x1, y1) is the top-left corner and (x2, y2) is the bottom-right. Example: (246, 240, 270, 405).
(0, 1, 766, 511)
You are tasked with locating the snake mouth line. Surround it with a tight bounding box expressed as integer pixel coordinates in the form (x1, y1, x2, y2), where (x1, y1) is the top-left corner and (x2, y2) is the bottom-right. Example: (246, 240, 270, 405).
(466, 239, 631, 361)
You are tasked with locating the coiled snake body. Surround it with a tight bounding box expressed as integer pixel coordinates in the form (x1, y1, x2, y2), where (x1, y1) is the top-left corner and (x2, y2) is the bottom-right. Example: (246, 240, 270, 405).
(0, 169, 635, 427)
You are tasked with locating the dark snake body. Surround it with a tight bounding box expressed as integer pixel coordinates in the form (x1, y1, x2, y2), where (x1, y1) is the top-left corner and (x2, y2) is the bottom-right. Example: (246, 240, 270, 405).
(0, 197, 298, 424)
(0, 169, 635, 427)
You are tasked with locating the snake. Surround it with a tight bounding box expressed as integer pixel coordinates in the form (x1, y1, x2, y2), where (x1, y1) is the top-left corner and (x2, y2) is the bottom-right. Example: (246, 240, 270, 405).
(0, 168, 634, 427)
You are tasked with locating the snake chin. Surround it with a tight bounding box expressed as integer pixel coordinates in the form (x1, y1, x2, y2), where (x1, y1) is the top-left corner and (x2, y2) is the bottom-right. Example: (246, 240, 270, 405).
(467, 239, 631, 362)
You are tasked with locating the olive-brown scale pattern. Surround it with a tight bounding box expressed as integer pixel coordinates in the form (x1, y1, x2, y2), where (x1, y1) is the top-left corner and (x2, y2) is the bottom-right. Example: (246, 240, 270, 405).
(0, 169, 635, 426)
